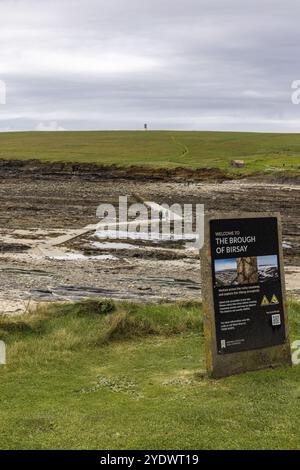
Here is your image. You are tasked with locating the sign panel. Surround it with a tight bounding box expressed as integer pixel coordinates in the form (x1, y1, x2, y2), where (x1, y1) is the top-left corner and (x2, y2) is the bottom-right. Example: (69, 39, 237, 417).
(210, 217, 286, 354)
(201, 213, 292, 378)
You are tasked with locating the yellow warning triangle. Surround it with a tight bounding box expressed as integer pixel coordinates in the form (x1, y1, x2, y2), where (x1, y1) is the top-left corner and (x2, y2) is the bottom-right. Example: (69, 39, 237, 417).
(261, 295, 269, 306)
(271, 294, 279, 304)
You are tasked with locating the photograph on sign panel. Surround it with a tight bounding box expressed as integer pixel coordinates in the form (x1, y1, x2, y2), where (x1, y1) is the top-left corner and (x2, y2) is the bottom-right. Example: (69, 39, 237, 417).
(257, 255, 279, 283)
(214, 258, 238, 286)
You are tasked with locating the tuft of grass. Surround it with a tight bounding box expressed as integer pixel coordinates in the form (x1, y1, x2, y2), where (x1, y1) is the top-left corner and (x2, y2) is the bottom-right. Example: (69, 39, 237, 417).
(101, 301, 203, 342)
(48, 298, 116, 316)
(288, 296, 300, 333)
(0, 299, 203, 348)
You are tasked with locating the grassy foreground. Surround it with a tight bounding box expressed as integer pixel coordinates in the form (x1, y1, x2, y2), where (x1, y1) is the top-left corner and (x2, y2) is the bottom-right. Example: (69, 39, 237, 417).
(0, 299, 299, 450)
(0, 130, 299, 174)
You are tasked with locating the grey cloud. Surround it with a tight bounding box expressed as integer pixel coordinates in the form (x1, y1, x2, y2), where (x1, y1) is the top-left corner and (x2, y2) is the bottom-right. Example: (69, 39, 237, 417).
(0, 0, 300, 131)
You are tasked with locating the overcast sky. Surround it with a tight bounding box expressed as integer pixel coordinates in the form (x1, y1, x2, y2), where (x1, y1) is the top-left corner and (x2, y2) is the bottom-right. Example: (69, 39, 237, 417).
(1, 0, 300, 132)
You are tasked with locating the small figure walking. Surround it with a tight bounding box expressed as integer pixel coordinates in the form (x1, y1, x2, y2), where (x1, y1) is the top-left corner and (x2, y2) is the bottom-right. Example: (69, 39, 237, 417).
(144, 123, 148, 130)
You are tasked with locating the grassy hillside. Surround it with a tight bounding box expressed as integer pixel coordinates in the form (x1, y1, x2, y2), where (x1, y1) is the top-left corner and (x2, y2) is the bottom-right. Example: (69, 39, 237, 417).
(0, 299, 299, 450)
(0, 131, 299, 174)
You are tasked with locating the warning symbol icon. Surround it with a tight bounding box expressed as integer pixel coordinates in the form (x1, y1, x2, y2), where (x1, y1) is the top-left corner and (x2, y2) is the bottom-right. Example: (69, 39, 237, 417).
(271, 294, 279, 304)
(261, 295, 269, 306)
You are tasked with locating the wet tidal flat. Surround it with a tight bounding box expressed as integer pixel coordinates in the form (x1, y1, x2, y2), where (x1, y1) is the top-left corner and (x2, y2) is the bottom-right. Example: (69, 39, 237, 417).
(0, 166, 299, 314)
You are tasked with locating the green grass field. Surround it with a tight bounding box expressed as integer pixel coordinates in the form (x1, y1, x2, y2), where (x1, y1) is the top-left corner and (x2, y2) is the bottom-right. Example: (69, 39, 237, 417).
(0, 299, 299, 450)
(0, 131, 300, 174)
